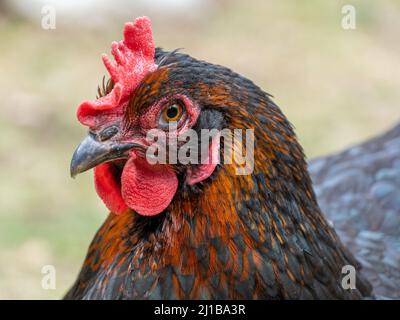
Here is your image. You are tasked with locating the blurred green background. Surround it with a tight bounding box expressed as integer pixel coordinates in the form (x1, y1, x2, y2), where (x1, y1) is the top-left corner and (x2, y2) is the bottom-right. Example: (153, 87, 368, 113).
(0, 0, 399, 299)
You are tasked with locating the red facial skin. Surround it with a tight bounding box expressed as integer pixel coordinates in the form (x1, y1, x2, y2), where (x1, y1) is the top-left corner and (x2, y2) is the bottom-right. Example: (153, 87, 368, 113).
(93, 94, 220, 216)
(76, 17, 219, 216)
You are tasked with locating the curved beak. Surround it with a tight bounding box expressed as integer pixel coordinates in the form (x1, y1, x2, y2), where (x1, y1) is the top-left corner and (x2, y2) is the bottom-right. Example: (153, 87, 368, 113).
(70, 134, 141, 178)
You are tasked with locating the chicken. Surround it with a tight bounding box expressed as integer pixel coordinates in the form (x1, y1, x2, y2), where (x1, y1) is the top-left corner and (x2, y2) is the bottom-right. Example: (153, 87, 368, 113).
(65, 16, 387, 299)
(310, 123, 400, 299)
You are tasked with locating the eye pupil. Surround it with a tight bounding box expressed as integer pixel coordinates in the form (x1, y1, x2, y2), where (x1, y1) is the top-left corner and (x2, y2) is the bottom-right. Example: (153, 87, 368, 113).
(160, 101, 185, 127)
(166, 105, 179, 119)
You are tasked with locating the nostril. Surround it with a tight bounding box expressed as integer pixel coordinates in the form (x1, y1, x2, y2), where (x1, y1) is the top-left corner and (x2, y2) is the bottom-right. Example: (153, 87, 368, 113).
(98, 126, 119, 141)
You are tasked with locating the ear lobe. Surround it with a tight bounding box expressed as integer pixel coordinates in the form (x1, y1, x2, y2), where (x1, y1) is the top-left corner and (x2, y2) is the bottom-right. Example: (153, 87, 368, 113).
(186, 133, 221, 185)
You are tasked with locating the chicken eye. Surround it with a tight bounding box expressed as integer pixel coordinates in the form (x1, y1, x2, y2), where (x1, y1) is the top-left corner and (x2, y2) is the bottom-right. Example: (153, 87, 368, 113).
(166, 105, 180, 119)
(161, 103, 183, 124)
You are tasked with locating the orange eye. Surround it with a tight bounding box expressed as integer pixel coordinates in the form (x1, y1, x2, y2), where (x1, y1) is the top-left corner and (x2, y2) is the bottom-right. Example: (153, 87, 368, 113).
(162, 103, 183, 123)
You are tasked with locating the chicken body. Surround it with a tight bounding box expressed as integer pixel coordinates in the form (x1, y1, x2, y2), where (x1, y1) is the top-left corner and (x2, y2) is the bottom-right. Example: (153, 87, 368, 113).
(310, 123, 400, 299)
(66, 48, 374, 299)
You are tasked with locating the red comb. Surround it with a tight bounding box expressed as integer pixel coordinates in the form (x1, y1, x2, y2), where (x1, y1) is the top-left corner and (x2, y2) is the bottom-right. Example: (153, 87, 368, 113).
(77, 17, 157, 127)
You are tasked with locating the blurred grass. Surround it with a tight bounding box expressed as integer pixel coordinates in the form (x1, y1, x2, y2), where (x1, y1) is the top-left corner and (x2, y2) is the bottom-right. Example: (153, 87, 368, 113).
(0, 0, 399, 299)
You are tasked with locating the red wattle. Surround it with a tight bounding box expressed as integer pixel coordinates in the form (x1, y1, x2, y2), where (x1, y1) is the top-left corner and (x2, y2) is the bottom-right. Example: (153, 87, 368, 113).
(121, 157, 178, 216)
(94, 163, 128, 215)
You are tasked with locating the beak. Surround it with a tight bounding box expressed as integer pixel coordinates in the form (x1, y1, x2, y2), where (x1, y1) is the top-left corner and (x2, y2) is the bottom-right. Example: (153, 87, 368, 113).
(70, 134, 141, 178)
